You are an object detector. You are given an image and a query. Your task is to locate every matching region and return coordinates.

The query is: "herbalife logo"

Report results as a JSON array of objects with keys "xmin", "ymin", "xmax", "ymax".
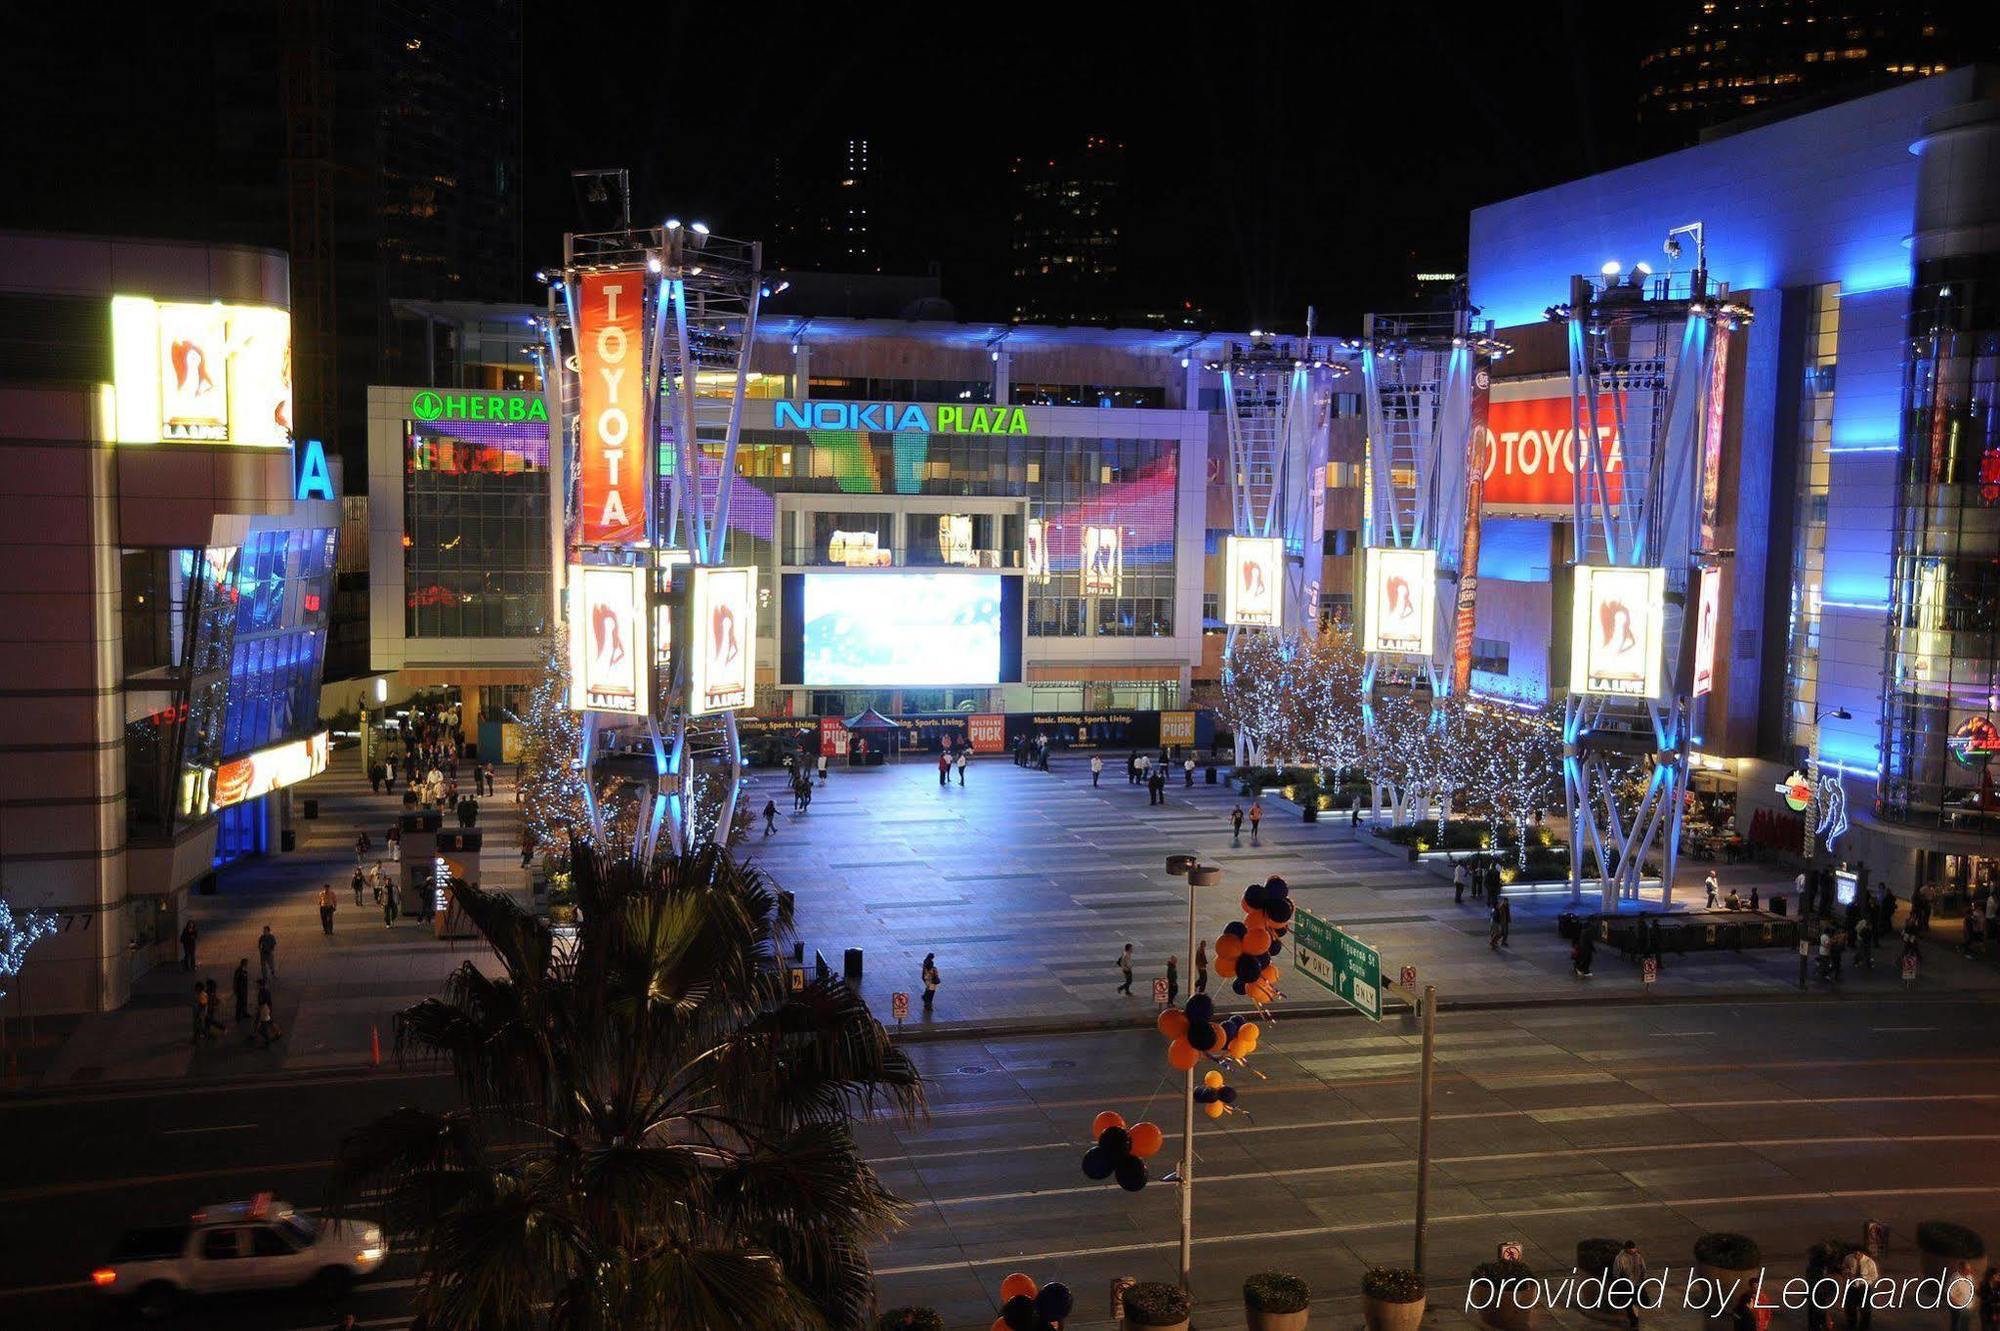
[{"xmin": 410, "ymin": 391, "xmax": 547, "ymax": 423}]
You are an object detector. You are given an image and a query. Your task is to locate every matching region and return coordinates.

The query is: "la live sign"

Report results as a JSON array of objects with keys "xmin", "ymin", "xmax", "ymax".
[{"xmin": 1479, "ymin": 380, "xmax": 1626, "ymax": 512}]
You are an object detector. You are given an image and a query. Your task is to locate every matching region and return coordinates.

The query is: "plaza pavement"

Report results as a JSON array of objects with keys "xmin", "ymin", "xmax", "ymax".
[{"xmin": 15, "ymin": 749, "xmax": 2000, "ymax": 1091}]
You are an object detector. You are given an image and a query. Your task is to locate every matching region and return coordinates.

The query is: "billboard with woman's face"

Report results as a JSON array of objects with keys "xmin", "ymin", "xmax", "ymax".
[
  {"xmin": 1361, "ymin": 546, "xmax": 1436, "ymax": 657},
  {"xmin": 1571, "ymin": 565, "xmax": 1665, "ymax": 698},
  {"xmin": 690, "ymin": 566, "xmax": 757, "ymax": 715}
]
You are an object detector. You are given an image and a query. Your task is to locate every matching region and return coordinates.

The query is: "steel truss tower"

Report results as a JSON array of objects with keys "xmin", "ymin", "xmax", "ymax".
[
  {"xmin": 1357, "ymin": 308, "xmax": 1508, "ymax": 821},
  {"xmin": 543, "ymin": 213, "xmax": 764, "ymax": 862},
  {"xmin": 1559, "ymin": 266, "xmax": 1747, "ymax": 909},
  {"xmin": 1215, "ymin": 335, "xmax": 1343, "ymax": 762}
]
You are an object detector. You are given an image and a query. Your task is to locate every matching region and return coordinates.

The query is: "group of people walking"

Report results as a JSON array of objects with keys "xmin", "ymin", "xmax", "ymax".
[{"xmin": 185, "ymin": 923, "xmax": 282, "ymax": 1049}]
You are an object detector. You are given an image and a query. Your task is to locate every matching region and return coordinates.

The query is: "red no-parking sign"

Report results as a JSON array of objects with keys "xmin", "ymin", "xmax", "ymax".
[{"xmin": 1642, "ymin": 958, "xmax": 1658, "ymax": 985}]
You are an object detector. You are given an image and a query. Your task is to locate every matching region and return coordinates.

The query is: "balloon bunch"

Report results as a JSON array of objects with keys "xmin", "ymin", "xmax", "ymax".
[
  {"xmin": 1157, "ymin": 993, "xmax": 1220, "ymax": 1069},
  {"xmin": 1216, "ymin": 875, "xmax": 1294, "ymax": 1004},
  {"xmin": 1080, "ymin": 1110, "xmax": 1163, "ymax": 1191},
  {"xmin": 1195, "ymin": 1068, "xmax": 1241, "ymax": 1119},
  {"xmin": 993, "ymin": 1272, "xmax": 1074, "ymax": 1331}
]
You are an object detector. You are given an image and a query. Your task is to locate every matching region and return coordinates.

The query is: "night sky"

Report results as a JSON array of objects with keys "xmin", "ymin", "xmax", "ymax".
[{"xmin": 524, "ymin": 3, "xmax": 1665, "ymax": 332}]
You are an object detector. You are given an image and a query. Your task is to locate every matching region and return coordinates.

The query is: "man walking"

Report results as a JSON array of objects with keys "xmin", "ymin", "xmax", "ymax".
[
  {"xmin": 1841, "ymin": 1245, "xmax": 1879, "ymax": 1330},
  {"xmin": 179, "ymin": 919, "xmax": 199, "ymax": 971},
  {"xmin": 253, "ymin": 980, "xmax": 279, "ymax": 1048},
  {"xmin": 1184, "ymin": 755, "xmax": 1196, "ymax": 788},
  {"xmin": 763, "ymin": 798, "xmax": 778, "ymax": 836},
  {"xmin": 1091, "ymin": 754, "xmax": 1103, "ymax": 788},
  {"xmin": 1117, "ymin": 943, "xmax": 1135, "ymax": 995},
  {"xmin": 1613, "ymin": 1241, "xmax": 1649, "ymax": 1329},
  {"xmin": 1166, "ymin": 954, "xmax": 1179, "ymax": 1005},
  {"xmin": 1194, "ymin": 940, "xmax": 1209, "ymax": 993},
  {"xmin": 956, "ymin": 749, "xmax": 967, "ymax": 786},
  {"xmin": 1704, "ymin": 870, "xmax": 1719, "ymax": 908},
  {"xmin": 317, "ymin": 884, "xmax": 337, "ymax": 935},
  {"xmin": 1454, "ymin": 859, "xmax": 1468, "ymax": 904},
  {"xmin": 258, "ymin": 925, "xmax": 277, "ymax": 980},
  {"xmin": 1231, "ymin": 805, "xmax": 1245, "ymax": 841},
  {"xmin": 383, "ymin": 882, "xmax": 399, "ymax": 927},
  {"xmin": 352, "ymin": 868, "xmax": 366, "ymax": 907},
  {"xmin": 938, "ymin": 751, "xmax": 950, "ymax": 787},
  {"xmin": 1248, "ymin": 800, "xmax": 1263, "ymax": 841},
  {"xmin": 1498, "ymin": 893, "xmax": 1513, "ymax": 946}
]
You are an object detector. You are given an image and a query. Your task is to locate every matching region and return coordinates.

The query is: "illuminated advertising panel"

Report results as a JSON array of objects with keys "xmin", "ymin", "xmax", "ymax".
[
  {"xmin": 803, "ymin": 573, "xmax": 999, "ymax": 687},
  {"xmin": 568, "ymin": 564, "xmax": 648, "ymax": 715},
  {"xmin": 1082, "ymin": 525, "xmax": 1122, "ymax": 596},
  {"xmin": 1223, "ymin": 536, "xmax": 1283, "ymax": 628},
  {"xmin": 1570, "ymin": 565, "xmax": 1666, "ymax": 699},
  {"xmin": 111, "ymin": 296, "xmax": 294, "ymax": 446},
  {"xmin": 1691, "ymin": 564, "xmax": 1721, "ymax": 698},
  {"xmin": 689, "ymin": 566, "xmax": 757, "ymax": 715},
  {"xmin": 576, "ymin": 270, "xmax": 648, "ymax": 545},
  {"xmin": 1024, "ymin": 518, "xmax": 1048, "ymax": 582},
  {"xmin": 196, "ymin": 730, "xmax": 331, "ymax": 814},
  {"xmin": 1481, "ymin": 380, "xmax": 1625, "ymax": 512},
  {"xmin": 937, "ymin": 514, "xmax": 974, "ymax": 566},
  {"xmin": 967, "ymin": 713, "xmax": 1007, "ymax": 753},
  {"xmin": 1361, "ymin": 546, "xmax": 1436, "ymax": 657}
]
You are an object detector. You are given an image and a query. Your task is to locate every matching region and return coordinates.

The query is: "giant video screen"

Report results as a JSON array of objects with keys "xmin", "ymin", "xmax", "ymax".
[{"xmin": 802, "ymin": 572, "xmax": 1001, "ymax": 687}]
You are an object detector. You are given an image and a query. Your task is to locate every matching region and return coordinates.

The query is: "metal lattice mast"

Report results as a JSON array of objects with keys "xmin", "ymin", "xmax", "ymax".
[{"xmin": 1559, "ymin": 260, "xmax": 1748, "ymax": 910}]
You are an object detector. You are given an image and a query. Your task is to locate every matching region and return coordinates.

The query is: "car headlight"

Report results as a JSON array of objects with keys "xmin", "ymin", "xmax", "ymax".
[{"xmin": 359, "ymin": 1246, "xmax": 384, "ymax": 1263}]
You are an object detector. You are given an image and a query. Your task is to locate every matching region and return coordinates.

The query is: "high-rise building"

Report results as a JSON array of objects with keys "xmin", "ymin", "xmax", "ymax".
[
  {"xmin": 765, "ymin": 135, "xmax": 878, "ymax": 274},
  {"xmin": 1010, "ymin": 137, "xmax": 1126, "ymax": 324},
  {"xmin": 1638, "ymin": 1, "xmax": 1977, "ymax": 142}
]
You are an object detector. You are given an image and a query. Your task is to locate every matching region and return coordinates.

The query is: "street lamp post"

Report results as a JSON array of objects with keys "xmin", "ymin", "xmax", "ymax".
[
  {"xmin": 1804, "ymin": 707, "xmax": 1853, "ymax": 859},
  {"xmin": 1167, "ymin": 853, "xmax": 1218, "ymax": 1291}
]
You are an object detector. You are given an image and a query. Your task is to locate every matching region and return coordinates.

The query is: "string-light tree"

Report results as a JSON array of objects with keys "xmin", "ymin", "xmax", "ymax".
[
  {"xmin": 1472, "ymin": 703, "xmax": 1563, "ymax": 868},
  {"xmin": 1284, "ymin": 628, "xmax": 1368, "ymax": 798},
  {"xmin": 1217, "ymin": 630, "xmax": 1295, "ymax": 765},
  {"xmin": 1366, "ymin": 688, "xmax": 1426, "ymax": 826},
  {"xmin": 509, "ymin": 626, "xmax": 588, "ymax": 860},
  {"xmin": 0, "ymin": 897, "xmax": 57, "ymax": 1002}
]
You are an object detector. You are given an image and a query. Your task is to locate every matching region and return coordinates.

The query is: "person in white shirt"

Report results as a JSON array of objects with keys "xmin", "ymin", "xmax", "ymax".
[{"xmin": 1090, "ymin": 754, "xmax": 1103, "ymax": 787}]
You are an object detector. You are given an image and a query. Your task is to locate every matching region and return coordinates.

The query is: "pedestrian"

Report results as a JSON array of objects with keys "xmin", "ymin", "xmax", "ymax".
[
  {"xmin": 1949, "ymin": 1262, "xmax": 1979, "ymax": 1331},
  {"xmin": 1705, "ymin": 870, "xmax": 1719, "ymax": 908},
  {"xmin": 519, "ymin": 828, "xmax": 535, "ymax": 869},
  {"xmin": 355, "ymin": 831, "xmax": 371, "ymax": 862},
  {"xmin": 1487, "ymin": 862, "xmax": 1504, "ymax": 901},
  {"xmin": 1573, "ymin": 928, "xmax": 1595, "ymax": 978},
  {"xmin": 1498, "ymin": 893, "xmax": 1512, "ymax": 946},
  {"xmin": 1732, "ymin": 1291, "xmax": 1759, "ymax": 1331},
  {"xmin": 1248, "ymin": 800, "xmax": 1263, "ymax": 841},
  {"xmin": 1127, "ymin": 750, "xmax": 1140, "ymax": 785},
  {"xmin": 202, "ymin": 978, "xmax": 225, "ymax": 1036},
  {"xmin": 1117, "ymin": 943, "xmax": 1134, "ymax": 995},
  {"xmin": 817, "ymin": 753, "xmax": 828, "ymax": 785},
  {"xmin": 1454, "ymin": 859, "xmax": 1468, "ymax": 904},
  {"xmin": 232, "ymin": 958, "xmax": 250, "ymax": 1021},
  {"xmin": 1841, "ymin": 1243, "xmax": 1879, "ymax": 1330},
  {"xmin": 257, "ymin": 925, "xmax": 277, "ymax": 980},
  {"xmin": 1854, "ymin": 912, "xmax": 1874, "ymax": 968},
  {"xmin": 1749, "ymin": 886, "xmax": 1760, "ymax": 912},
  {"xmin": 1350, "ymin": 803, "xmax": 1362, "ymax": 834},
  {"xmin": 1184, "ymin": 755, "xmax": 1195, "ymax": 788},
  {"xmin": 938, "ymin": 752, "xmax": 950, "ymax": 787},
  {"xmin": 1136, "ymin": 752, "xmax": 1151, "ymax": 787},
  {"xmin": 763, "ymin": 798, "xmax": 778, "ymax": 835},
  {"xmin": 1964, "ymin": 908, "xmax": 1984, "ymax": 958},
  {"xmin": 921, "ymin": 953, "xmax": 940, "ymax": 1010},
  {"xmin": 387, "ymin": 822, "xmax": 402, "ymax": 857},
  {"xmin": 956, "ymin": 750, "xmax": 967, "ymax": 786},
  {"xmin": 1091, "ymin": 754, "xmax": 1103, "ymax": 787},
  {"xmin": 1231, "ymin": 805, "xmax": 1244, "ymax": 841},
  {"xmin": 253, "ymin": 980, "xmax": 280, "ymax": 1047},
  {"xmin": 368, "ymin": 763, "xmax": 382, "ymax": 794},
  {"xmin": 383, "ymin": 884, "xmax": 398, "ymax": 927},
  {"xmin": 190, "ymin": 983, "xmax": 210, "ymax": 1045},
  {"xmin": 179, "ymin": 918, "xmax": 198, "ymax": 970},
  {"xmin": 1166, "ymin": 954, "xmax": 1179, "ymax": 1005},
  {"xmin": 352, "ymin": 868, "xmax": 366, "ymax": 907},
  {"xmin": 1794, "ymin": 869, "xmax": 1808, "ymax": 917},
  {"xmin": 1194, "ymin": 939, "xmax": 1209, "ymax": 993},
  {"xmin": 1489, "ymin": 902, "xmax": 1504, "ymax": 951},
  {"xmin": 1977, "ymin": 1268, "xmax": 2000, "ymax": 1331},
  {"xmin": 318, "ymin": 883, "xmax": 337, "ymax": 935},
  {"xmin": 1613, "ymin": 1241, "xmax": 1649, "ymax": 1329}
]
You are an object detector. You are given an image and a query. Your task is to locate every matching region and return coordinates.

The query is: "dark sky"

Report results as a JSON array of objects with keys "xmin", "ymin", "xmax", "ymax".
[{"xmin": 524, "ymin": 2, "xmax": 1663, "ymax": 332}]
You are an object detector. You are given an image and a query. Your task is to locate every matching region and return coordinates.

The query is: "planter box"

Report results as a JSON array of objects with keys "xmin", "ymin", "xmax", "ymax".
[
  {"xmin": 1125, "ymin": 1319, "xmax": 1188, "ymax": 1331},
  {"xmin": 1363, "ymin": 1294, "xmax": 1425, "ymax": 1331},
  {"xmin": 1695, "ymin": 1264, "xmax": 1759, "ymax": 1294},
  {"xmin": 1248, "ymin": 1309, "xmax": 1310, "ymax": 1331},
  {"xmin": 1476, "ymin": 1302, "xmax": 1531, "ymax": 1331}
]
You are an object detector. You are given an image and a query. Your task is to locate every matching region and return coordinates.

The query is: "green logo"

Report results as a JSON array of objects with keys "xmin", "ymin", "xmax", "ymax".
[
  {"xmin": 412, "ymin": 391, "xmax": 444, "ymax": 421},
  {"xmin": 408, "ymin": 391, "xmax": 547, "ymax": 424}
]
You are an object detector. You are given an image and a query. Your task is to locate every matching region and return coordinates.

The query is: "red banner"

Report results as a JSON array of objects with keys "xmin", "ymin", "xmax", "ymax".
[
  {"xmin": 967, "ymin": 714, "xmax": 1007, "ymax": 753},
  {"xmin": 1481, "ymin": 389, "xmax": 1625, "ymax": 509},
  {"xmin": 577, "ymin": 270, "xmax": 647, "ymax": 545},
  {"xmin": 819, "ymin": 715, "xmax": 848, "ymax": 758}
]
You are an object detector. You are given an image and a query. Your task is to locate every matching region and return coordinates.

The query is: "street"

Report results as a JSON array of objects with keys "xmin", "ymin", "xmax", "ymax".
[{"xmin": 6, "ymin": 997, "xmax": 1998, "ymax": 1329}]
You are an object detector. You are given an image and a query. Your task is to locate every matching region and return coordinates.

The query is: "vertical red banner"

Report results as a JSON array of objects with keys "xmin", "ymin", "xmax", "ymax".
[
  {"xmin": 1452, "ymin": 366, "xmax": 1492, "ymax": 695},
  {"xmin": 577, "ymin": 270, "xmax": 647, "ymax": 545}
]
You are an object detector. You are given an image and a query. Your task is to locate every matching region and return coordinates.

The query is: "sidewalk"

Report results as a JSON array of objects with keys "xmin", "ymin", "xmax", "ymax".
[{"xmin": 16, "ymin": 749, "xmax": 1999, "ymax": 1093}]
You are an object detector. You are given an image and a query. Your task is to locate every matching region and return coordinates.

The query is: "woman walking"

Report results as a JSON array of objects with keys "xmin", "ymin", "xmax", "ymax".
[{"xmin": 921, "ymin": 953, "xmax": 941, "ymax": 1011}]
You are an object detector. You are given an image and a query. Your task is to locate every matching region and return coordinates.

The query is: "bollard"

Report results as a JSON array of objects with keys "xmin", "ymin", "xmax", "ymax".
[{"xmin": 370, "ymin": 1025, "xmax": 382, "ymax": 1068}]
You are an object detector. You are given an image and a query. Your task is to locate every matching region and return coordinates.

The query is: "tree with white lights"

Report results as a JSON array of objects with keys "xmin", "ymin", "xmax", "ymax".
[
  {"xmin": 1471, "ymin": 702, "xmax": 1563, "ymax": 867},
  {"xmin": 0, "ymin": 897, "xmax": 58, "ymax": 1017},
  {"xmin": 1216, "ymin": 630, "xmax": 1293, "ymax": 765},
  {"xmin": 1285, "ymin": 628, "xmax": 1368, "ymax": 796},
  {"xmin": 510, "ymin": 626, "xmax": 588, "ymax": 862}
]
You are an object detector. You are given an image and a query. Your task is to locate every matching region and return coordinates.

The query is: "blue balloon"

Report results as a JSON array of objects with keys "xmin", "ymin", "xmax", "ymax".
[
  {"xmin": 1219, "ymin": 1085, "xmax": 1239, "ymax": 1104},
  {"xmin": 1115, "ymin": 1155, "xmax": 1148, "ymax": 1192},
  {"xmin": 1235, "ymin": 954, "xmax": 1262, "ymax": 982},
  {"xmin": 1243, "ymin": 882, "xmax": 1269, "ymax": 911},
  {"xmin": 1098, "ymin": 1125, "xmax": 1132, "ymax": 1157},
  {"xmin": 1265, "ymin": 876, "xmax": 1290, "ymax": 898},
  {"xmin": 1223, "ymin": 921, "xmax": 1248, "ymax": 939},
  {"xmin": 1231, "ymin": 978, "xmax": 1247, "ymax": 994},
  {"xmin": 1184, "ymin": 993, "xmax": 1215, "ymax": 1023},
  {"xmin": 1266, "ymin": 898, "xmax": 1295, "ymax": 924},
  {"xmin": 1268, "ymin": 938, "xmax": 1283, "ymax": 956},
  {"xmin": 1002, "ymin": 1293, "xmax": 1039, "ymax": 1330},
  {"xmin": 1187, "ymin": 1020, "xmax": 1219, "ymax": 1052},
  {"xmin": 1081, "ymin": 1145, "xmax": 1114, "ymax": 1179},
  {"xmin": 1038, "ymin": 1282, "xmax": 1077, "ymax": 1321},
  {"xmin": 1223, "ymin": 1015, "xmax": 1244, "ymax": 1035},
  {"xmin": 1194, "ymin": 1086, "xmax": 1216, "ymax": 1103}
]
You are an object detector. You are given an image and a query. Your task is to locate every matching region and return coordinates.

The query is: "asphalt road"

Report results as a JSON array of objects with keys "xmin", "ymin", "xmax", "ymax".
[{"xmin": 5, "ymin": 997, "xmax": 1999, "ymax": 1330}]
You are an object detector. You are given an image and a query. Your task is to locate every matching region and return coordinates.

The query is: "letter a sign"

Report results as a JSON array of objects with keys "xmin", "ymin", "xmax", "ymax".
[{"xmin": 578, "ymin": 270, "xmax": 648, "ymax": 545}]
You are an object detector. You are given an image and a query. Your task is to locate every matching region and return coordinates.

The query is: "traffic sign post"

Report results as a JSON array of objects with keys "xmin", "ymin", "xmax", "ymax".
[
  {"xmin": 1293, "ymin": 906, "xmax": 1382, "ymax": 1021},
  {"xmin": 1153, "ymin": 977, "xmax": 1170, "ymax": 1006},
  {"xmin": 1642, "ymin": 957, "xmax": 1658, "ymax": 987},
  {"xmin": 890, "ymin": 991, "xmax": 909, "ymax": 1025}
]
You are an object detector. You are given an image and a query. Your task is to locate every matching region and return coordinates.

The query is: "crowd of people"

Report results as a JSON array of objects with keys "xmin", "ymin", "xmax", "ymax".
[{"xmin": 180, "ymin": 919, "xmax": 283, "ymax": 1049}]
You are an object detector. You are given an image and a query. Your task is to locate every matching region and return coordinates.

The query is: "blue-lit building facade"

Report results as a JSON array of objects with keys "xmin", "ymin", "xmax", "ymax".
[
  {"xmin": 0, "ymin": 231, "xmax": 339, "ymax": 1014},
  {"xmin": 1467, "ymin": 66, "xmax": 2000, "ymax": 897}
]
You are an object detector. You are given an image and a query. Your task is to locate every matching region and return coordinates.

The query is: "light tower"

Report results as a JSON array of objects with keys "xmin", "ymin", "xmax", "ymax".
[
  {"xmin": 1557, "ymin": 237, "xmax": 1748, "ymax": 909},
  {"xmin": 1356, "ymin": 306, "xmax": 1509, "ymax": 821},
  {"xmin": 1214, "ymin": 331, "xmax": 1344, "ymax": 763},
  {"xmin": 540, "ymin": 175, "xmax": 766, "ymax": 861}
]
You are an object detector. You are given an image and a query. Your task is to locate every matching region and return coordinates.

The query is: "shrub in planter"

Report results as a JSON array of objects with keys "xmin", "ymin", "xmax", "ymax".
[
  {"xmin": 1917, "ymin": 1222, "xmax": 1988, "ymax": 1262},
  {"xmin": 1576, "ymin": 1238, "xmax": 1621, "ymax": 1279},
  {"xmin": 1361, "ymin": 1266, "xmax": 1425, "ymax": 1331},
  {"xmin": 1694, "ymin": 1232, "xmax": 1763, "ymax": 1281},
  {"xmin": 1125, "ymin": 1280, "xmax": 1192, "ymax": 1329},
  {"xmin": 1245, "ymin": 1271, "xmax": 1311, "ymax": 1329},
  {"xmin": 1470, "ymin": 1258, "xmax": 1536, "ymax": 1331},
  {"xmin": 875, "ymin": 1310, "xmax": 945, "ymax": 1331}
]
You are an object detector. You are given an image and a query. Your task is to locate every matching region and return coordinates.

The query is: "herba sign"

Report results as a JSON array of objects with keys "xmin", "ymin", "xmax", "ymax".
[
  {"xmin": 410, "ymin": 391, "xmax": 548, "ymax": 423},
  {"xmin": 773, "ymin": 400, "xmax": 1031, "ymax": 435}
]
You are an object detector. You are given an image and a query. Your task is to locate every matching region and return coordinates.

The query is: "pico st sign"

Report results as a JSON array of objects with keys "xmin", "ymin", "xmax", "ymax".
[{"xmin": 1291, "ymin": 906, "xmax": 1382, "ymax": 1021}]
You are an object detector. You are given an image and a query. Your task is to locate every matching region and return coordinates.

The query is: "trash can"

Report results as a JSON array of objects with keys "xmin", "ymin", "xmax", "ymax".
[
  {"xmin": 198, "ymin": 872, "xmax": 218, "ymax": 896},
  {"xmin": 843, "ymin": 947, "xmax": 864, "ymax": 982},
  {"xmin": 1205, "ymin": 766, "xmax": 1217, "ymax": 785},
  {"xmin": 280, "ymin": 828, "xmax": 297, "ymax": 852},
  {"xmin": 1770, "ymin": 895, "xmax": 1787, "ymax": 916},
  {"xmin": 301, "ymin": 798, "xmax": 319, "ymax": 820},
  {"xmin": 1302, "ymin": 801, "xmax": 1318, "ymax": 823}
]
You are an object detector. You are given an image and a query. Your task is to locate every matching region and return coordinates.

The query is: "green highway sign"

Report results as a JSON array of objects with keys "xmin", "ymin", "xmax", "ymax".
[{"xmin": 1293, "ymin": 905, "xmax": 1382, "ymax": 1022}]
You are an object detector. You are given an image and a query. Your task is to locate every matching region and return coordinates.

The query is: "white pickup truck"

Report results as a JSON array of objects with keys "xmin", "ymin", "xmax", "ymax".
[{"xmin": 92, "ymin": 1197, "xmax": 385, "ymax": 1319}]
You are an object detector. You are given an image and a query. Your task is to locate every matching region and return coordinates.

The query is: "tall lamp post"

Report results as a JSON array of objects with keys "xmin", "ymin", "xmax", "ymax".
[
  {"xmin": 1165, "ymin": 853, "xmax": 1218, "ymax": 1289},
  {"xmin": 1804, "ymin": 706, "xmax": 1853, "ymax": 859}
]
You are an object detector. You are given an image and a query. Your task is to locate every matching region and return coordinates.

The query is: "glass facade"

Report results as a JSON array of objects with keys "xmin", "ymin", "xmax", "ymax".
[
  {"xmin": 405, "ymin": 419, "xmax": 551, "ymax": 637},
  {"xmin": 221, "ymin": 527, "xmax": 337, "ymax": 756},
  {"xmin": 1880, "ymin": 253, "xmax": 2000, "ymax": 830},
  {"xmin": 1782, "ymin": 282, "xmax": 1842, "ymax": 750}
]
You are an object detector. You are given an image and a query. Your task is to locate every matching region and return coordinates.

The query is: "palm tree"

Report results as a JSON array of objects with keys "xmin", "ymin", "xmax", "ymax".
[{"xmin": 332, "ymin": 844, "xmax": 922, "ymax": 1331}]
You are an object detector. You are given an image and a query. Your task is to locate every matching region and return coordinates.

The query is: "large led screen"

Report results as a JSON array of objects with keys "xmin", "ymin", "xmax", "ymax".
[{"xmin": 803, "ymin": 573, "xmax": 1000, "ymax": 687}]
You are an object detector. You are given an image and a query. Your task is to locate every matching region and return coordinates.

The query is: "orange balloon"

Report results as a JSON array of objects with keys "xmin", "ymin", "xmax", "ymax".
[
  {"xmin": 1000, "ymin": 1273, "xmax": 1038, "ymax": 1302},
  {"xmin": 1167, "ymin": 1038, "xmax": 1197, "ymax": 1070},
  {"xmin": 1261, "ymin": 964, "xmax": 1280, "ymax": 984},
  {"xmin": 1204, "ymin": 1099, "xmax": 1226, "ymax": 1119},
  {"xmin": 1129, "ymin": 1122, "xmax": 1164, "ymax": 1158},
  {"xmin": 1243, "ymin": 909, "xmax": 1271, "ymax": 932},
  {"xmin": 1226, "ymin": 1038, "xmax": 1248, "ymax": 1060},
  {"xmin": 1092, "ymin": 1110, "xmax": 1127, "ymax": 1137},
  {"xmin": 1238, "ymin": 1022, "xmax": 1260, "ymax": 1042},
  {"xmin": 1214, "ymin": 935, "xmax": 1242, "ymax": 962},
  {"xmin": 1157, "ymin": 1008, "xmax": 1188, "ymax": 1039},
  {"xmin": 1203, "ymin": 1069, "xmax": 1225, "ymax": 1088},
  {"xmin": 1243, "ymin": 927, "xmax": 1272, "ymax": 955},
  {"xmin": 992, "ymin": 1320, "xmax": 1008, "ymax": 1331}
]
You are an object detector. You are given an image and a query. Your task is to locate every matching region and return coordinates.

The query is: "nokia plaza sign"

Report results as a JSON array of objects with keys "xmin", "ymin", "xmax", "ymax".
[{"xmin": 773, "ymin": 400, "xmax": 1032, "ymax": 436}]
